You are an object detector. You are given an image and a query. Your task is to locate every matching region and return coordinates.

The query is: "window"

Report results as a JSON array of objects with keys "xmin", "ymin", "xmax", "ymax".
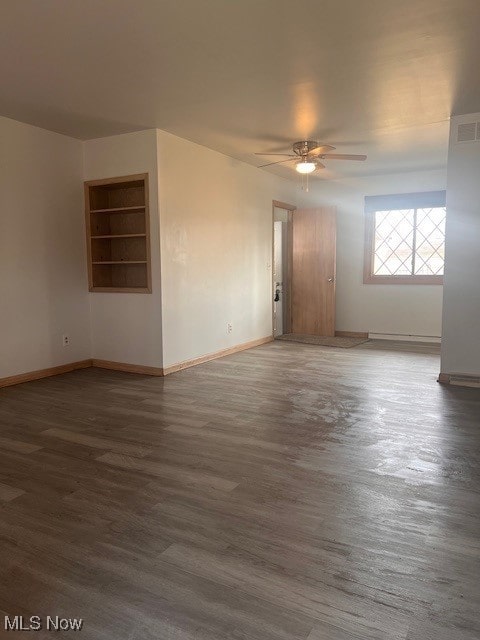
[{"xmin": 364, "ymin": 191, "xmax": 446, "ymax": 284}]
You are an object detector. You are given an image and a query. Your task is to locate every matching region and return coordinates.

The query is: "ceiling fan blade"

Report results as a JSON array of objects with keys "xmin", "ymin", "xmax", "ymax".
[
  {"xmin": 315, "ymin": 161, "xmax": 325, "ymax": 169},
  {"xmin": 306, "ymin": 144, "xmax": 336, "ymax": 157},
  {"xmin": 255, "ymin": 153, "xmax": 296, "ymax": 157},
  {"xmin": 258, "ymin": 159, "xmax": 295, "ymax": 168},
  {"xmin": 322, "ymin": 153, "xmax": 367, "ymax": 161}
]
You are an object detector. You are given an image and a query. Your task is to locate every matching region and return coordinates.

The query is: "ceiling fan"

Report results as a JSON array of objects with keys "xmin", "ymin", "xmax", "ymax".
[{"xmin": 255, "ymin": 140, "xmax": 367, "ymax": 174}]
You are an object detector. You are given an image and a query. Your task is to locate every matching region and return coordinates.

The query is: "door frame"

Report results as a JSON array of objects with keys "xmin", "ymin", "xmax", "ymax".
[{"xmin": 272, "ymin": 200, "xmax": 296, "ymax": 335}]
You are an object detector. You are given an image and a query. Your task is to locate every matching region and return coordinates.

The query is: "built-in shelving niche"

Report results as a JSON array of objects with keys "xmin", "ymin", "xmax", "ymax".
[{"xmin": 84, "ymin": 174, "xmax": 151, "ymax": 293}]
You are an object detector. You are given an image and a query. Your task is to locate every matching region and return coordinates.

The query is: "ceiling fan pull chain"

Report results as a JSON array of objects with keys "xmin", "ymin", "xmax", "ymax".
[{"xmin": 300, "ymin": 172, "xmax": 309, "ymax": 192}]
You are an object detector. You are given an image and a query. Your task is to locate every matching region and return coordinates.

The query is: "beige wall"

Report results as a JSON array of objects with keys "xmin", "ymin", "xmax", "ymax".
[
  {"xmin": 156, "ymin": 130, "xmax": 305, "ymax": 368},
  {"xmin": 441, "ymin": 114, "xmax": 480, "ymax": 376},
  {"xmin": 307, "ymin": 169, "xmax": 446, "ymax": 338},
  {"xmin": 0, "ymin": 116, "xmax": 90, "ymax": 377},
  {"xmin": 83, "ymin": 130, "xmax": 163, "ymax": 368}
]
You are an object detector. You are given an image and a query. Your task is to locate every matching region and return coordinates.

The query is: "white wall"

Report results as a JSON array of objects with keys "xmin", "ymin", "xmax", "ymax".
[
  {"xmin": 156, "ymin": 130, "xmax": 305, "ymax": 368},
  {"xmin": 0, "ymin": 116, "xmax": 452, "ymax": 379},
  {"xmin": 0, "ymin": 116, "xmax": 90, "ymax": 377},
  {"xmin": 83, "ymin": 130, "xmax": 163, "ymax": 368},
  {"xmin": 307, "ymin": 169, "xmax": 447, "ymax": 337},
  {"xmin": 81, "ymin": 127, "xmax": 312, "ymax": 372},
  {"xmin": 441, "ymin": 114, "xmax": 480, "ymax": 376}
]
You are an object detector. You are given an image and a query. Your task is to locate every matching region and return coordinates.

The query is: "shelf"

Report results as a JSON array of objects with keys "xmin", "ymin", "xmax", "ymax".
[
  {"xmin": 85, "ymin": 174, "xmax": 151, "ymax": 292},
  {"xmin": 92, "ymin": 261, "xmax": 147, "ymax": 265},
  {"xmin": 91, "ymin": 234, "xmax": 147, "ymax": 239},
  {"xmin": 90, "ymin": 205, "xmax": 146, "ymax": 214},
  {"xmin": 90, "ymin": 287, "xmax": 151, "ymax": 294}
]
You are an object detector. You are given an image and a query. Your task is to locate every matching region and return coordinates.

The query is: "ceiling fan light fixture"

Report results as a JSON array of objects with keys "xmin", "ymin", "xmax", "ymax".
[{"xmin": 296, "ymin": 160, "xmax": 316, "ymax": 174}]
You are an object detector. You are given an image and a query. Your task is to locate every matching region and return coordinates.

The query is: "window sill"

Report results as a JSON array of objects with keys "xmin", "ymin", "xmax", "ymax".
[{"xmin": 363, "ymin": 275, "xmax": 444, "ymax": 285}]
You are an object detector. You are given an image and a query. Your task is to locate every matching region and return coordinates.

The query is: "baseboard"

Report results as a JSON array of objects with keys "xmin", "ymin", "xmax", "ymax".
[
  {"xmin": 0, "ymin": 360, "xmax": 92, "ymax": 389},
  {"xmin": 91, "ymin": 359, "xmax": 164, "ymax": 376},
  {"xmin": 0, "ymin": 337, "xmax": 274, "ymax": 388},
  {"xmin": 335, "ymin": 331, "xmax": 369, "ymax": 339},
  {"xmin": 368, "ymin": 333, "xmax": 441, "ymax": 344},
  {"xmin": 163, "ymin": 335, "xmax": 274, "ymax": 375},
  {"xmin": 438, "ymin": 372, "xmax": 480, "ymax": 388}
]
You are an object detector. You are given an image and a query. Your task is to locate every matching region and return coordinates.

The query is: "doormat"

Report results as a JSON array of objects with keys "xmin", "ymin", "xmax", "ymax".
[{"xmin": 276, "ymin": 334, "xmax": 369, "ymax": 348}]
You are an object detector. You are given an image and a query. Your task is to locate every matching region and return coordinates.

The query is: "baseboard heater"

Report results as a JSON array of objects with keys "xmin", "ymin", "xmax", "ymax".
[{"xmin": 368, "ymin": 333, "xmax": 441, "ymax": 344}]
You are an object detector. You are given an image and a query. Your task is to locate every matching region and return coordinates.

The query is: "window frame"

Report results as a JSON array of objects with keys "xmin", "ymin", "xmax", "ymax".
[{"xmin": 363, "ymin": 192, "xmax": 446, "ymax": 285}]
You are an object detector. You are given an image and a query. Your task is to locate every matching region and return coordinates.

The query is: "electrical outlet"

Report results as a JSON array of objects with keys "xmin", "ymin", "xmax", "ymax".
[
  {"xmin": 227, "ymin": 323, "xmax": 233, "ymax": 334},
  {"xmin": 62, "ymin": 335, "xmax": 70, "ymax": 347}
]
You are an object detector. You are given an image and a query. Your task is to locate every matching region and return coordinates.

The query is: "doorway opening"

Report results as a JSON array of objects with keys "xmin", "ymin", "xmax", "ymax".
[{"xmin": 272, "ymin": 200, "xmax": 295, "ymax": 337}]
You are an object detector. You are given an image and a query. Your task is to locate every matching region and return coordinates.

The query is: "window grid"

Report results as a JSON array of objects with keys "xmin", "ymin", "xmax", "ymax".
[
  {"xmin": 372, "ymin": 206, "xmax": 446, "ymax": 278},
  {"xmin": 412, "ymin": 208, "xmax": 418, "ymax": 276}
]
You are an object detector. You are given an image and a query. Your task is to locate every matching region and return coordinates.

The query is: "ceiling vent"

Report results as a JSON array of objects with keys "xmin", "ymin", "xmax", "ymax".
[{"xmin": 456, "ymin": 121, "xmax": 480, "ymax": 143}]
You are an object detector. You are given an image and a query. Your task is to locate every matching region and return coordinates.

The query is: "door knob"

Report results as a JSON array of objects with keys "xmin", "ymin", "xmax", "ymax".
[{"xmin": 327, "ymin": 277, "xmax": 334, "ymax": 283}]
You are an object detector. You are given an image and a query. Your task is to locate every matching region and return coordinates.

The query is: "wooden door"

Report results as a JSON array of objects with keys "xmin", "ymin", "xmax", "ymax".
[{"xmin": 292, "ymin": 207, "xmax": 336, "ymax": 336}]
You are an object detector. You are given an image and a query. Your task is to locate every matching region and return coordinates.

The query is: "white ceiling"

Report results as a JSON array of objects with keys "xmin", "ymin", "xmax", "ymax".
[{"xmin": 2, "ymin": 0, "xmax": 480, "ymax": 180}]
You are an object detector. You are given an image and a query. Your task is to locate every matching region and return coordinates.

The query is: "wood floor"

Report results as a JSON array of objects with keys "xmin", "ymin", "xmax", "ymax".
[{"xmin": 0, "ymin": 340, "xmax": 479, "ymax": 639}]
